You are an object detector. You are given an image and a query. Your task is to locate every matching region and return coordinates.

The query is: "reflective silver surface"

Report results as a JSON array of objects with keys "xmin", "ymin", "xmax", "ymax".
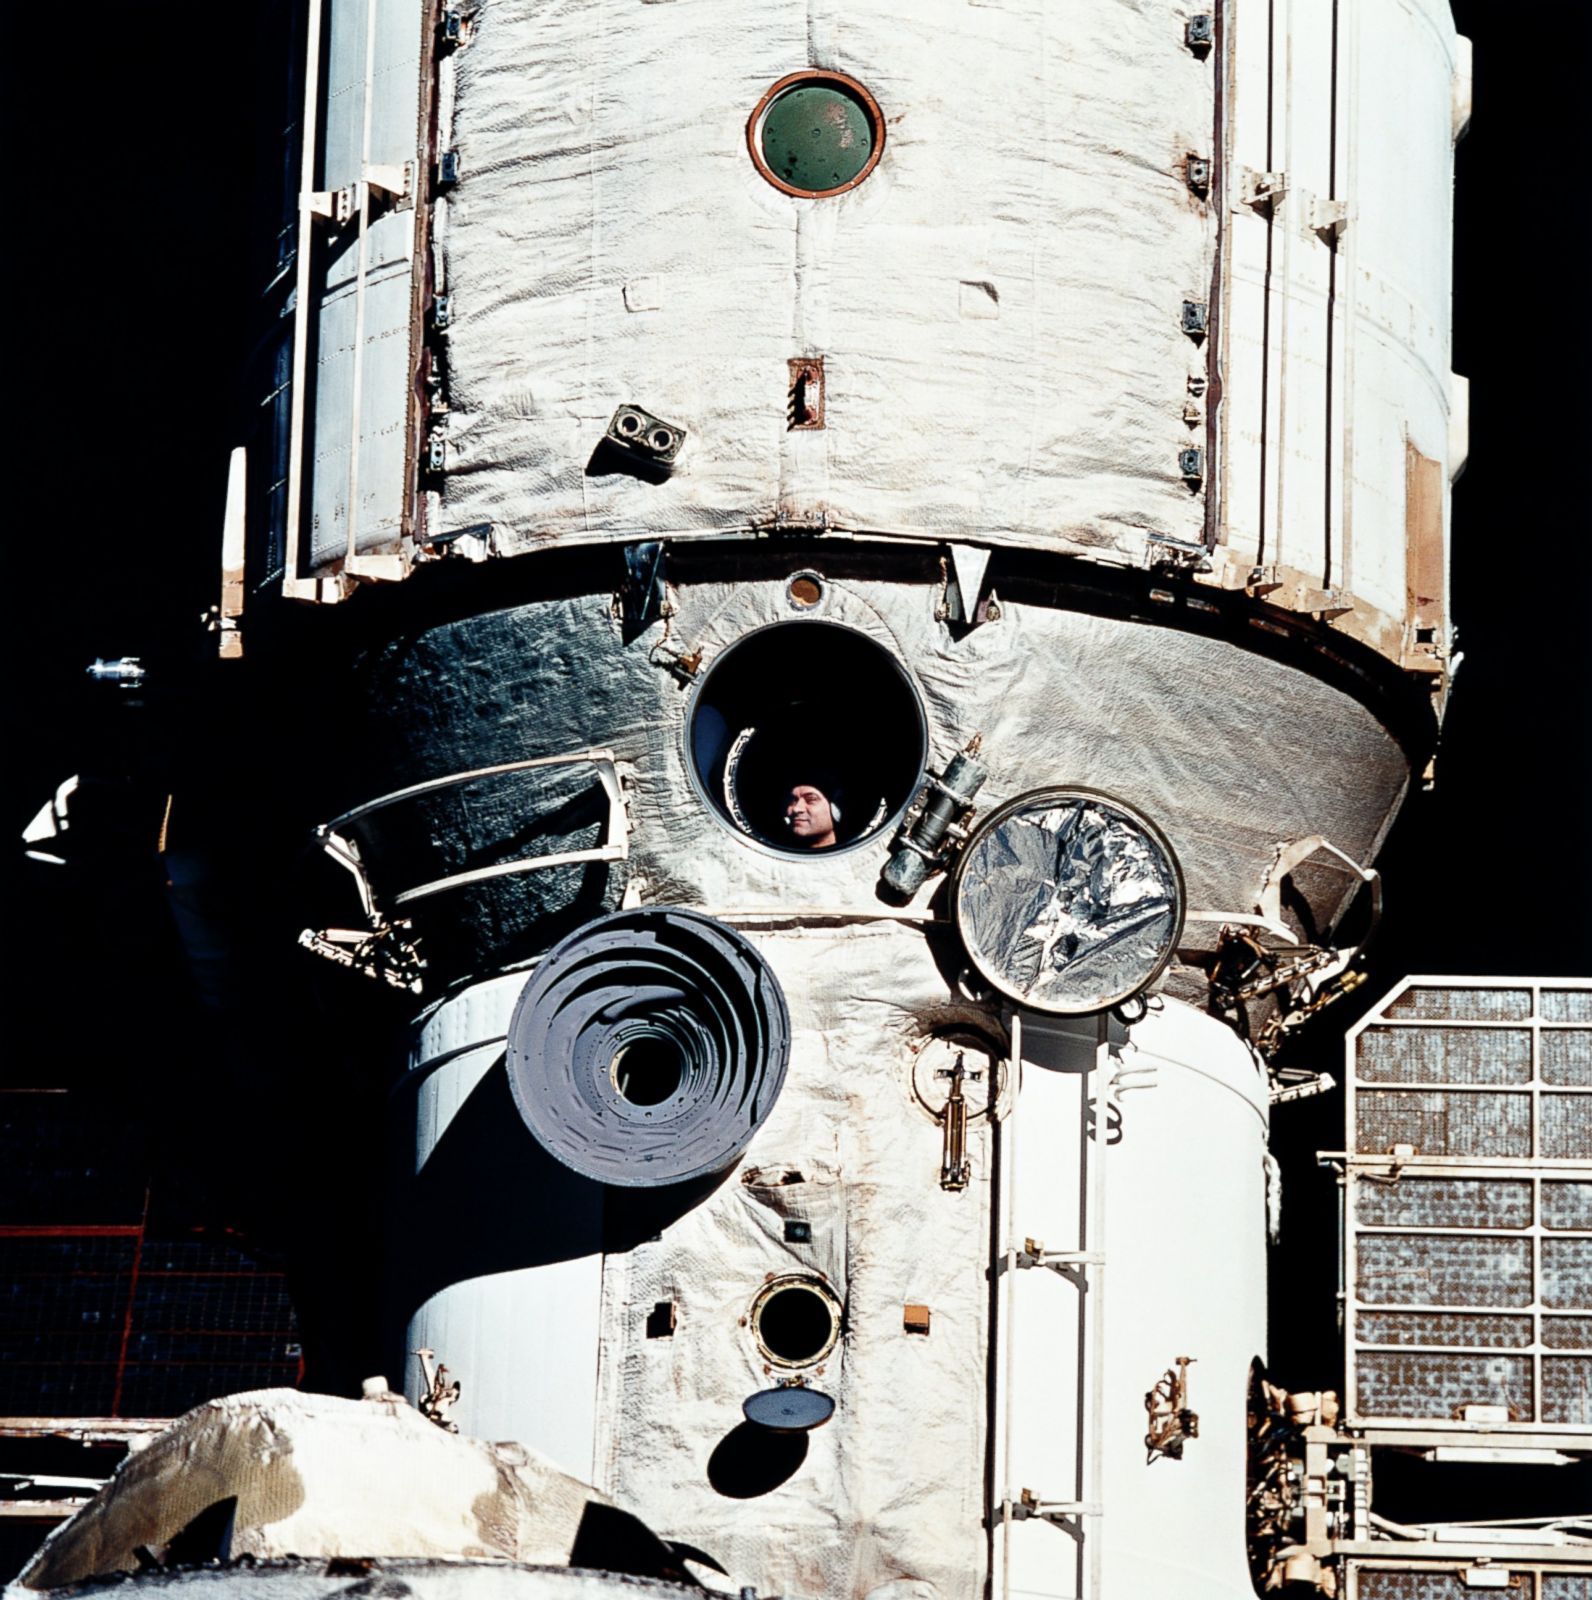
[{"xmin": 953, "ymin": 788, "xmax": 1183, "ymax": 1014}]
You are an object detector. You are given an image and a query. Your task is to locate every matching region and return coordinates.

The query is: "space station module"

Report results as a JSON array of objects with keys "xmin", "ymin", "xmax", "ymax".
[{"xmin": 20, "ymin": 4, "xmax": 1588, "ymax": 1600}]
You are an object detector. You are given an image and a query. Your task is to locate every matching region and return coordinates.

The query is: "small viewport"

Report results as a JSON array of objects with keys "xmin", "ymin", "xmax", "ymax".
[{"xmin": 688, "ymin": 620, "xmax": 927, "ymax": 856}]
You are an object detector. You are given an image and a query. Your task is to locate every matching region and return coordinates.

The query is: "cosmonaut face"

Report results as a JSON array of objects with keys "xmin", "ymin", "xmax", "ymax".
[{"xmin": 783, "ymin": 783, "xmax": 837, "ymax": 847}]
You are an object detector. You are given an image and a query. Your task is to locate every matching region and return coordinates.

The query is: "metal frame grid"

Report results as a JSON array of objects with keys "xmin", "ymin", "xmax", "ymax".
[
  {"xmin": 0, "ymin": 1222, "xmax": 303, "ymax": 1420},
  {"xmin": 1342, "ymin": 977, "xmax": 1591, "ymax": 1436},
  {"xmin": 1346, "ymin": 1559, "xmax": 1592, "ymax": 1600}
]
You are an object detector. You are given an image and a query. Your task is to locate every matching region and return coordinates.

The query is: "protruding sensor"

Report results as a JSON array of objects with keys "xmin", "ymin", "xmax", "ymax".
[
  {"xmin": 506, "ymin": 908, "xmax": 790, "ymax": 1186},
  {"xmin": 952, "ymin": 788, "xmax": 1185, "ymax": 1014},
  {"xmin": 881, "ymin": 737, "xmax": 989, "ymax": 899}
]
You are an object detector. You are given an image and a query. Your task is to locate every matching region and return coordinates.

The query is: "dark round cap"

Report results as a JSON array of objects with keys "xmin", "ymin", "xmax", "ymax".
[{"xmin": 742, "ymin": 1386, "xmax": 836, "ymax": 1433}]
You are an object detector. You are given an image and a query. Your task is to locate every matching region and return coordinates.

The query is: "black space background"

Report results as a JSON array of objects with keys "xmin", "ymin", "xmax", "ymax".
[{"xmin": 2, "ymin": 0, "xmax": 1589, "ymax": 1569}]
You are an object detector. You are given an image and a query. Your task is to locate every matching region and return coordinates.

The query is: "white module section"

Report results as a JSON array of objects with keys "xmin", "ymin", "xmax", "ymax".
[
  {"xmin": 399, "ymin": 936, "xmax": 1270, "ymax": 1600},
  {"xmin": 432, "ymin": 0, "xmax": 1216, "ymax": 561},
  {"xmin": 402, "ymin": 968, "xmax": 605, "ymax": 1481},
  {"xmin": 285, "ymin": 0, "xmax": 425, "ymax": 589},
  {"xmin": 995, "ymin": 1001, "xmax": 1269, "ymax": 1600},
  {"xmin": 1220, "ymin": 0, "xmax": 1464, "ymax": 665}
]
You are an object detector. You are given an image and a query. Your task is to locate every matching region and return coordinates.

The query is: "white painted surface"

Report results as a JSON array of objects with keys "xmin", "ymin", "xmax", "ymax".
[
  {"xmin": 1222, "ymin": 0, "xmax": 1462, "ymax": 634},
  {"xmin": 404, "ymin": 972, "xmax": 605, "ymax": 1479},
  {"xmin": 995, "ymin": 1001, "xmax": 1269, "ymax": 1599}
]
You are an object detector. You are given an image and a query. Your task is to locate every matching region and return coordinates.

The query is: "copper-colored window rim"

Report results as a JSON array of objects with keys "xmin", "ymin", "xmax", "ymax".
[{"xmin": 747, "ymin": 70, "xmax": 885, "ymax": 199}]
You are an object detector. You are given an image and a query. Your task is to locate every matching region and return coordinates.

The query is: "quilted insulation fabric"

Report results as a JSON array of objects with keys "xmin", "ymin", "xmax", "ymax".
[
  {"xmin": 19, "ymin": 1390, "xmax": 610, "ymax": 1588},
  {"xmin": 590, "ymin": 924, "xmax": 996, "ymax": 1600},
  {"xmin": 434, "ymin": 0, "xmax": 1216, "ymax": 558},
  {"xmin": 350, "ymin": 576, "xmax": 1410, "ymax": 983}
]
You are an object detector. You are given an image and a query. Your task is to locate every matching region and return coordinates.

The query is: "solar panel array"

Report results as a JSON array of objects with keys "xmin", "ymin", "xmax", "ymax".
[
  {"xmin": 1345, "ymin": 981, "xmax": 1591, "ymax": 1432},
  {"xmin": 1348, "ymin": 1565, "xmax": 1592, "ymax": 1600}
]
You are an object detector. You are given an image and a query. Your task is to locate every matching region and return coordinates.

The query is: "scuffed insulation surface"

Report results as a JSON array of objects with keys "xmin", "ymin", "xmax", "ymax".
[
  {"xmin": 19, "ymin": 1390, "xmax": 612, "ymax": 1589},
  {"xmin": 589, "ymin": 924, "xmax": 996, "ymax": 1600},
  {"xmin": 343, "ymin": 576, "xmax": 1409, "ymax": 988},
  {"xmin": 433, "ymin": 1, "xmax": 1215, "ymax": 560}
]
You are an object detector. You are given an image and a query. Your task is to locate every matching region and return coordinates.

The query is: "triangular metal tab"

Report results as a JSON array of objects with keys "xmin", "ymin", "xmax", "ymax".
[
  {"xmin": 948, "ymin": 543, "xmax": 991, "ymax": 624},
  {"xmin": 621, "ymin": 541, "xmax": 666, "ymax": 641}
]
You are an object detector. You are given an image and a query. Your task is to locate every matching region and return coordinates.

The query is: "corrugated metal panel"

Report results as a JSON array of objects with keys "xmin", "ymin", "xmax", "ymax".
[
  {"xmin": 308, "ymin": 0, "xmax": 424, "ymax": 570},
  {"xmin": 280, "ymin": 0, "xmax": 428, "ymax": 592},
  {"xmin": 1344, "ymin": 979, "xmax": 1592, "ymax": 1432}
]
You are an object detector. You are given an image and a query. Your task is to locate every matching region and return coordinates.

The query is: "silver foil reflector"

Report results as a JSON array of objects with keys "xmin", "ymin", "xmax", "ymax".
[{"xmin": 952, "ymin": 787, "xmax": 1184, "ymax": 1014}]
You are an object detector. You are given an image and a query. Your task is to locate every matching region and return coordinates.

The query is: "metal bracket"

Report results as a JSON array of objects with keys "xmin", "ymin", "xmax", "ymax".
[
  {"xmin": 302, "ymin": 164, "xmax": 412, "ymax": 228},
  {"xmin": 1241, "ymin": 168, "xmax": 1288, "ymax": 212},
  {"xmin": 414, "ymin": 1348, "xmax": 461, "ymax": 1433},
  {"xmin": 1309, "ymin": 196, "xmax": 1350, "ymax": 243},
  {"xmin": 1260, "ymin": 836, "xmax": 1381, "ymax": 962},
  {"xmin": 310, "ymin": 750, "xmax": 630, "ymax": 935},
  {"xmin": 1009, "ymin": 1488, "xmax": 1101, "ymax": 1528},
  {"xmin": 1144, "ymin": 1355, "xmax": 1199, "ymax": 1463},
  {"xmin": 1269, "ymin": 1067, "xmax": 1337, "ymax": 1105},
  {"xmin": 935, "ymin": 1053, "xmax": 982, "ymax": 1191},
  {"xmin": 1014, "ymin": 1238, "xmax": 1104, "ymax": 1273},
  {"xmin": 298, "ymin": 922, "xmax": 425, "ymax": 993},
  {"xmin": 417, "ymin": 523, "xmax": 496, "ymax": 563},
  {"xmin": 940, "ymin": 542, "xmax": 993, "ymax": 625}
]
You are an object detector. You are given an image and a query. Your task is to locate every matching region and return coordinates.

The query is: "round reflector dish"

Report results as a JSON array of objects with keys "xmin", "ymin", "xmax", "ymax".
[{"xmin": 952, "ymin": 787, "xmax": 1185, "ymax": 1015}]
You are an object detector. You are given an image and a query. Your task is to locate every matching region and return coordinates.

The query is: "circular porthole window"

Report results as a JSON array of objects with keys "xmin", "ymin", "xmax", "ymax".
[
  {"xmin": 687, "ymin": 620, "xmax": 927, "ymax": 857},
  {"xmin": 748, "ymin": 71, "xmax": 885, "ymax": 198},
  {"xmin": 751, "ymin": 1275, "xmax": 842, "ymax": 1368}
]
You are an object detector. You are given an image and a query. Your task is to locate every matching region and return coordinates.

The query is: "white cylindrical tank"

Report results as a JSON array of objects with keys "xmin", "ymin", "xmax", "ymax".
[
  {"xmin": 402, "ymin": 938, "xmax": 1268, "ymax": 1600},
  {"xmin": 257, "ymin": 0, "xmax": 1466, "ymax": 711},
  {"xmin": 401, "ymin": 969, "xmax": 605, "ymax": 1479},
  {"xmin": 995, "ymin": 1002, "xmax": 1269, "ymax": 1600},
  {"xmin": 222, "ymin": 0, "xmax": 1467, "ymax": 1595}
]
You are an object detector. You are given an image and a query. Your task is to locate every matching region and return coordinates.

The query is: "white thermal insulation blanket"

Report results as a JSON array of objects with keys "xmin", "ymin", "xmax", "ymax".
[
  {"xmin": 18, "ymin": 1390, "xmax": 610, "ymax": 1590},
  {"xmin": 590, "ymin": 923, "xmax": 996, "ymax": 1600},
  {"xmin": 435, "ymin": 0, "xmax": 1216, "ymax": 561}
]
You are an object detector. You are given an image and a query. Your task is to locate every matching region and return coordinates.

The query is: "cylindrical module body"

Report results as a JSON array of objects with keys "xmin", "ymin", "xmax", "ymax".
[{"xmin": 223, "ymin": 0, "xmax": 1468, "ymax": 1595}]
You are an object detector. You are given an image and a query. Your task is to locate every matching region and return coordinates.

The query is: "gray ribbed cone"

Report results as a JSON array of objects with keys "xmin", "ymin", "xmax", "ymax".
[{"xmin": 506, "ymin": 908, "xmax": 791, "ymax": 1187}]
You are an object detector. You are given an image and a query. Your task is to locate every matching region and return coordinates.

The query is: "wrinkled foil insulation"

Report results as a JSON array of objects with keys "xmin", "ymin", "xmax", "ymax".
[{"xmin": 954, "ymin": 790, "xmax": 1182, "ymax": 1013}]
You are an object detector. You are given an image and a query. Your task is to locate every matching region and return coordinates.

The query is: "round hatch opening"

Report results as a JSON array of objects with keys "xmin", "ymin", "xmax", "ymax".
[
  {"xmin": 686, "ymin": 619, "xmax": 927, "ymax": 857},
  {"xmin": 748, "ymin": 71, "xmax": 885, "ymax": 198},
  {"xmin": 610, "ymin": 1035, "xmax": 686, "ymax": 1107},
  {"xmin": 752, "ymin": 1276, "xmax": 842, "ymax": 1367}
]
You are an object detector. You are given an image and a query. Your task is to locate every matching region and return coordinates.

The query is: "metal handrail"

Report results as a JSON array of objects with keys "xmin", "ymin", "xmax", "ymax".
[{"xmin": 315, "ymin": 750, "xmax": 628, "ymax": 922}]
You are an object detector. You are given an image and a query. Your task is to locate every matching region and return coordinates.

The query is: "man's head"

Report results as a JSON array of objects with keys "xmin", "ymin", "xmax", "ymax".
[{"xmin": 783, "ymin": 778, "xmax": 841, "ymax": 849}]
